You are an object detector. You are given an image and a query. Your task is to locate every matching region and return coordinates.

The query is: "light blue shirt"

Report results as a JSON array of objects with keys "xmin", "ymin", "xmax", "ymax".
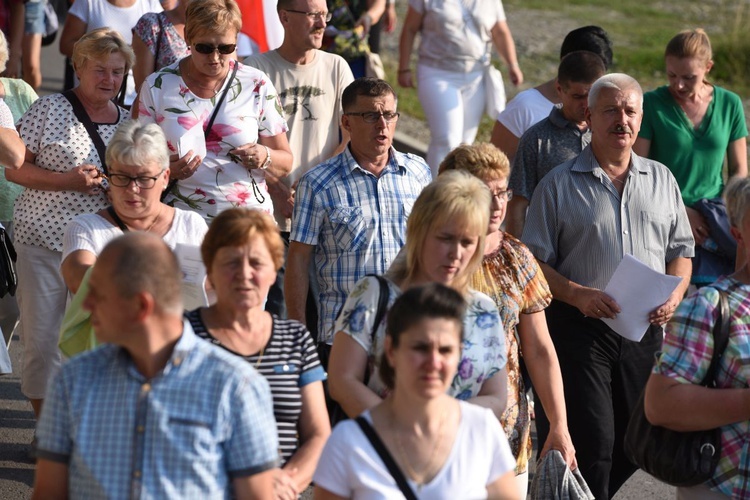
[
  {"xmin": 291, "ymin": 146, "xmax": 431, "ymax": 343},
  {"xmin": 36, "ymin": 321, "xmax": 279, "ymax": 500}
]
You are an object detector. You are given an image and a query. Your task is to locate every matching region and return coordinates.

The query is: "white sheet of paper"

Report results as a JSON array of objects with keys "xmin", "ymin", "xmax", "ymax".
[
  {"xmin": 177, "ymin": 125, "xmax": 207, "ymax": 164},
  {"xmin": 601, "ymin": 254, "xmax": 683, "ymax": 341},
  {"xmin": 174, "ymin": 243, "xmax": 209, "ymax": 311}
]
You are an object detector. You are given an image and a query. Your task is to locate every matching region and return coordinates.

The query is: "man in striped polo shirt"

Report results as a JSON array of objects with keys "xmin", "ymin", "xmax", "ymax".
[{"xmin": 522, "ymin": 73, "xmax": 694, "ymax": 500}]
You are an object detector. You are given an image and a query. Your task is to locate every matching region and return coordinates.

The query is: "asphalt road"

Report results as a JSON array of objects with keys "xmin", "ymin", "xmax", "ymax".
[{"xmin": 0, "ymin": 38, "xmax": 676, "ymax": 500}]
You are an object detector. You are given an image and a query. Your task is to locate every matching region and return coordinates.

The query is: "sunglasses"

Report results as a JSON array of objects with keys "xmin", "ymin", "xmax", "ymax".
[{"xmin": 193, "ymin": 43, "xmax": 237, "ymax": 55}]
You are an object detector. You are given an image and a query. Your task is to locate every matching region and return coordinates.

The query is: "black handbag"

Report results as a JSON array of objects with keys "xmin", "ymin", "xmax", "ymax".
[
  {"xmin": 624, "ymin": 289, "xmax": 730, "ymax": 487},
  {"xmin": 0, "ymin": 225, "xmax": 17, "ymax": 298}
]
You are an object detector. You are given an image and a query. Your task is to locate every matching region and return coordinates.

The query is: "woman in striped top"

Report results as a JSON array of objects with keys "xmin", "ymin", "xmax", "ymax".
[{"xmin": 188, "ymin": 208, "xmax": 330, "ymax": 500}]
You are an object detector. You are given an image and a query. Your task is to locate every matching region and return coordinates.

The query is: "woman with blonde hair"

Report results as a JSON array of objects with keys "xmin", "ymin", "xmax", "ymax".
[
  {"xmin": 635, "ymin": 29, "xmax": 748, "ymax": 286},
  {"xmin": 138, "ymin": 0, "xmax": 292, "ymax": 222},
  {"xmin": 7, "ymin": 28, "xmax": 133, "ymax": 419},
  {"xmin": 328, "ymin": 169, "xmax": 508, "ymax": 421},
  {"xmin": 439, "ymin": 143, "xmax": 575, "ymax": 497}
]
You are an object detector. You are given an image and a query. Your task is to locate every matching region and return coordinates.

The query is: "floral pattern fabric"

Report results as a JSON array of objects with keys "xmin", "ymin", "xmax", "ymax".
[
  {"xmin": 133, "ymin": 12, "xmax": 190, "ymax": 73},
  {"xmin": 138, "ymin": 60, "xmax": 288, "ymax": 221},
  {"xmin": 469, "ymin": 232, "xmax": 553, "ymax": 474},
  {"xmin": 335, "ymin": 275, "xmax": 507, "ymax": 401}
]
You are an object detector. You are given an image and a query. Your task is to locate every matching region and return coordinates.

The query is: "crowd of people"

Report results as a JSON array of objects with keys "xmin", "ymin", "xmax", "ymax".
[{"xmin": 0, "ymin": 0, "xmax": 748, "ymax": 498}]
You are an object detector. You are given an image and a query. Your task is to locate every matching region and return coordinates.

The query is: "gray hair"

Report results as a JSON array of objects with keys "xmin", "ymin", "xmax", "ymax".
[
  {"xmin": 0, "ymin": 31, "xmax": 7, "ymax": 73},
  {"xmin": 106, "ymin": 120, "xmax": 170, "ymax": 170},
  {"xmin": 724, "ymin": 177, "xmax": 750, "ymax": 228},
  {"xmin": 588, "ymin": 73, "xmax": 643, "ymax": 109}
]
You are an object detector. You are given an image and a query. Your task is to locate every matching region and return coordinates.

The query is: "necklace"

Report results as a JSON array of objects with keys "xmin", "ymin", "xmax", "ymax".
[
  {"xmin": 145, "ymin": 205, "xmax": 163, "ymax": 233},
  {"xmin": 186, "ymin": 63, "xmax": 225, "ymax": 95},
  {"xmin": 393, "ymin": 408, "xmax": 447, "ymax": 489}
]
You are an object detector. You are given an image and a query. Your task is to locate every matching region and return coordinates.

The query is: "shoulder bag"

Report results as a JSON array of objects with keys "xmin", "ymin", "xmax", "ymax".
[
  {"xmin": 0, "ymin": 225, "xmax": 17, "ymax": 298},
  {"xmin": 624, "ymin": 289, "xmax": 730, "ymax": 487},
  {"xmin": 355, "ymin": 416, "xmax": 418, "ymax": 500}
]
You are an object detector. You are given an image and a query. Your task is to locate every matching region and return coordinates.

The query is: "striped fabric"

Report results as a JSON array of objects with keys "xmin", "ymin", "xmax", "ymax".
[
  {"xmin": 290, "ymin": 146, "xmax": 432, "ymax": 344},
  {"xmin": 522, "ymin": 145, "xmax": 694, "ymax": 290},
  {"xmin": 654, "ymin": 277, "xmax": 750, "ymax": 498},
  {"xmin": 188, "ymin": 311, "xmax": 327, "ymax": 463}
]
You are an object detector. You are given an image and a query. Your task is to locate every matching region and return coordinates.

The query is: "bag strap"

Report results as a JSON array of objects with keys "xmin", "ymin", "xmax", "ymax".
[
  {"xmin": 62, "ymin": 90, "xmax": 114, "ymax": 176},
  {"xmin": 355, "ymin": 416, "xmax": 418, "ymax": 500},
  {"xmin": 361, "ymin": 274, "xmax": 389, "ymax": 385},
  {"xmin": 106, "ymin": 206, "xmax": 129, "ymax": 232},
  {"xmin": 163, "ymin": 62, "xmax": 239, "ymax": 199},
  {"xmin": 154, "ymin": 13, "xmax": 164, "ymax": 66},
  {"xmin": 701, "ymin": 290, "xmax": 731, "ymax": 387}
]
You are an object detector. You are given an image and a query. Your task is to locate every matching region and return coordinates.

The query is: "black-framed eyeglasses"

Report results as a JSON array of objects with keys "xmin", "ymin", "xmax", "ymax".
[
  {"xmin": 490, "ymin": 189, "xmax": 513, "ymax": 202},
  {"xmin": 345, "ymin": 111, "xmax": 400, "ymax": 124},
  {"xmin": 284, "ymin": 9, "xmax": 333, "ymax": 22},
  {"xmin": 107, "ymin": 170, "xmax": 166, "ymax": 189},
  {"xmin": 193, "ymin": 43, "xmax": 237, "ymax": 55}
]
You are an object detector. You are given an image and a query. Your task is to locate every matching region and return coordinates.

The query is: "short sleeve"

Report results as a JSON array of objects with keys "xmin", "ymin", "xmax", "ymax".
[
  {"xmin": 67, "ymin": 0, "xmax": 89, "ymax": 23},
  {"xmin": 513, "ymin": 241, "xmax": 552, "ymax": 314},
  {"xmin": 224, "ymin": 374, "xmax": 280, "ymax": 476},
  {"xmin": 298, "ymin": 324, "xmax": 327, "ymax": 387},
  {"xmin": 255, "ymin": 77, "xmax": 288, "ymax": 138},
  {"xmin": 521, "ymin": 175, "xmax": 559, "ymax": 266},
  {"xmin": 18, "ymin": 96, "xmax": 52, "ymax": 155},
  {"xmin": 334, "ymin": 276, "xmax": 388, "ymax": 355},
  {"xmin": 133, "ymin": 13, "xmax": 160, "ymax": 56},
  {"xmin": 408, "ymin": 0, "xmax": 426, "ymax": 14},
  {"xmin": 727, "ymin": 91, "xmax": 749, "ymax": 142},
  {"xmin": 0, "ymin": 99, "xmax": 13, "ymax": 128},
  {"xmin": 61, "ymin": 216, "xmax": 105, "ymax": 264},
  {"xmin": 471, "ymin": 292, "xmax": 507, "ymax": 369},
  {"xmin": 289, "ymin": 173, "xmax": 323, "ymax": 245},
  {"xmin": 312, "ymin": 421, "xmax": 356, "ymax": 497},
  {"xmin": 654, "ymin": 288, "xmax": 720, "ymax": 385},
  {"xmin": 36, "ymin": 370, "xmax": 73, "ymax": 463},
  {"xmin": 136, "ymin": 77, "xmax": 158, "ymax": 126},
  {"xmin": 510, "ymin": 129, "xmax": 540, "ymax": 200}
]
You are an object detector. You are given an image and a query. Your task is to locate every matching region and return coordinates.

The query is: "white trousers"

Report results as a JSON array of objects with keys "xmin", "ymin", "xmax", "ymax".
[
  {"xmin": 417, "ymin": 64, "xmax": 486, "ymax": 176},
  {"xmin": 15, "ymin": 243, "xmax": 65, "ymax": 399}
]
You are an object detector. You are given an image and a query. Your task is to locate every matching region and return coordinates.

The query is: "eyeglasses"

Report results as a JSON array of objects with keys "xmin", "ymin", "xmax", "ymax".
[
  {"xmin": 345, "ymin": 111, "xmax": 400, "ymax": 123},
  {"xmin": 490, "ymin": 189, "xmax": 513, "ymax": 202},
  {"xmin": 284, "ymin": 9, "xmax": 333, "ymax": 22},
  {"xmin": 108, "ymin": 170, "xmax": 166, "ymax": 189},
  {"xmin": 192, "ymin": 43, "xmax": 237, "ymax": 55}
]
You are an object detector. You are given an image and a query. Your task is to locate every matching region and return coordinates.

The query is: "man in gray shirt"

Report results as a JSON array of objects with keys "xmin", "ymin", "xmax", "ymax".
[
  {"xmin": 522, "ymin": 74, "xmax": 694, "ymax": 500},
  {"xmin": 506, "ymin": 50, "xmax": 606, "ymax": 237}
]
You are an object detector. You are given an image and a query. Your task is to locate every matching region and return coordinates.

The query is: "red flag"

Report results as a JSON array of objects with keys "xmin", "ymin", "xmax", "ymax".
[{"xmin": 236, "ymin": 0, "xmax": 283, "ymax": 53}]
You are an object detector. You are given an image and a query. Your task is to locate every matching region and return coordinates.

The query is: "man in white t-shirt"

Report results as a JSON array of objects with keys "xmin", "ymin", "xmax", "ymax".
[{"xmin": 245, "ymin": 0, "xmax": 354, "ymax": 320}]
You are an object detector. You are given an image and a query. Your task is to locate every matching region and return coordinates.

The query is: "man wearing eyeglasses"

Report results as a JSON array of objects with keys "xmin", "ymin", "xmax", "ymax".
[
  {"xmin": 286, "ymin": 77, "xmax": 431, "ymax": 356},
  {"xmin": 245, "ymin": 0, "xmax": 354, "ymax": 321}
]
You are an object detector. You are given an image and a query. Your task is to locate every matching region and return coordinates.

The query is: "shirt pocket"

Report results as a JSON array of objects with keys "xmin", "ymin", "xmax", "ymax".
[
  {"xmin": 166, "ymin": 411, "xmax": 218, "ymax": 460},
  {"xmin": 641, "ymin": 210, "xmax": 673, "ymax": 256},
  {"xmin": 330, "ymin": 207, "xmax": 367, "ymax": 252}
]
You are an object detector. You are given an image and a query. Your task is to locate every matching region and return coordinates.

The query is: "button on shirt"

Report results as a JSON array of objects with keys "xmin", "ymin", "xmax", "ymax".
[
  {"xmin": 36, "ymin": 321, "xmax": 279, "ymax": 500},
  {"xmin": 522, "ymin": 145, "xmax": 694, "ymax": 291},
  {"xmin": 291, "ymin": 146, "xmax": 432, "ymax": 344},
  {"xmin": 510, "ymin": 104, "xmax": 591, "ymax": 201}
]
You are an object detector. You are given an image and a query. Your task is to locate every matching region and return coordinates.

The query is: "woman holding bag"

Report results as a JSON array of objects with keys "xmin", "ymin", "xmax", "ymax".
[
  {"xmin": 644, "ymin": 176, "xmax": 750, "ymax": 499},
  {"xmin": 138, "ymin": 0, "xmax": 292, "ymax": 222},
  {"xmin": 315, "ymin": 283, "xmax": 519, "ymax": 499},
  {"xmin": 397, "ymin": 0, "xmax": 522, "ymax": 175}
]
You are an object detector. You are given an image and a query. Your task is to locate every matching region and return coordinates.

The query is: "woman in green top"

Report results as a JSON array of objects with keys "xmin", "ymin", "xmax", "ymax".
[{"xmin": 634, "ymin": 29, "xmax": 747, "ymax": 263}]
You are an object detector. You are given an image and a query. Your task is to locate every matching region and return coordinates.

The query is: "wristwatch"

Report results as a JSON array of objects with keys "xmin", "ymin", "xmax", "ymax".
[{"xmin": 260, "ymin": 145, "xmax": 272, "ymax": 171}]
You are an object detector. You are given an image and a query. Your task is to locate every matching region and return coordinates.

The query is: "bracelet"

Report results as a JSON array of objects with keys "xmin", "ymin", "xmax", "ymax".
[
  {"xmin": 398, "ymin": 69, "xmax": 411, "ymax": 74},
  {"xmin": 260, "ymin": 145, "xmax": 272, "ymax": 171}
]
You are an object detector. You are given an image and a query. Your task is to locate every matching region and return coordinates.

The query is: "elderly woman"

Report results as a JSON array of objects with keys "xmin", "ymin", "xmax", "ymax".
[
  {"xmin": 329, "ymin": 170, "xmax": 507, "ymax": 419},
  {"xmin": 634, "ymin": 29, "xmax": 748, "ymax": 286},
  {"xmin": 138, "ymin": 0, "xmax": 293, "ymax": 222},
  {"xmin": 398, "ymin": 0, "xmax": 523, "ymax": 175},
  {"xmin": 6, "ymin": 28, "xmax": 132, "ymax": 418},
  {"xmin": 187, "ymin": 208, "xmax": 329, "ymax": 500},
  {"xmin": 439, "ymin": 143, "xmax": 575, "ymax": 497},
  {"xmin": 644, "ymin": 176, "xmax": 750, "ymax": 500},
  {"xmin": 315, "ymin": 283, "xmax": 519, "ymax": 499},
  {"xmin": 61, "ymin": 120, "xmax": 207, "ymax": 295}
]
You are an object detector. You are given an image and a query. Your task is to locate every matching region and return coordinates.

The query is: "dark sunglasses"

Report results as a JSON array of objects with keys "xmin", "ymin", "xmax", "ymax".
[{"xmin": 193, "ymin": 43, "xmax": 237, "ymax": 55}]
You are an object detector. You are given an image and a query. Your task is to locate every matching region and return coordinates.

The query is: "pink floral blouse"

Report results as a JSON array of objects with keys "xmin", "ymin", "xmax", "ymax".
[{"xmin": 138, "ymin": 60, "xmax": 288, "ymax": 221}]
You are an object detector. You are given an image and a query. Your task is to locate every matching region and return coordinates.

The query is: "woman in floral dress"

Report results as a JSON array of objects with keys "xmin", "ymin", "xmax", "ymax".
[
  {"xmin": 328, "ymin": 170, "xmax": 508, "ymax": 419},
  {"xmin": 137, "ymin": 0, "xmax": 292, "ymax": 222},
  {"xmin": 440, "ymin": 143, "xmax": 575, "ymax": 498}
]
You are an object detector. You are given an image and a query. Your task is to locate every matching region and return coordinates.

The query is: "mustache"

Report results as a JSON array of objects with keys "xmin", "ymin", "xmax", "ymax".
[{"xmin": 612, "ymin": 124, "xmax": 633, "ymax": 134}]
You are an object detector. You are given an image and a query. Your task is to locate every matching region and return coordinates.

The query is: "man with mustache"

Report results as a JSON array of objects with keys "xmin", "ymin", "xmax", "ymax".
[
  {"xmin": 245, "ymin": 0, "xmax": 354, "ymax": 323},
  {"xmin": 521, "ymin": 73, "xmax": 694, "ymax": 499}
]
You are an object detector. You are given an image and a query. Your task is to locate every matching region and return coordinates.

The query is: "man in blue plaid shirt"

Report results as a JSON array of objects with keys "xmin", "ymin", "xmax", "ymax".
[
  {"xmin": 33, "ymin": 234, "xmax": 279, "ymax": 499},
  {"xmin": 285, "ymin": 78, "xmax": 431, "ymax": 350}
]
